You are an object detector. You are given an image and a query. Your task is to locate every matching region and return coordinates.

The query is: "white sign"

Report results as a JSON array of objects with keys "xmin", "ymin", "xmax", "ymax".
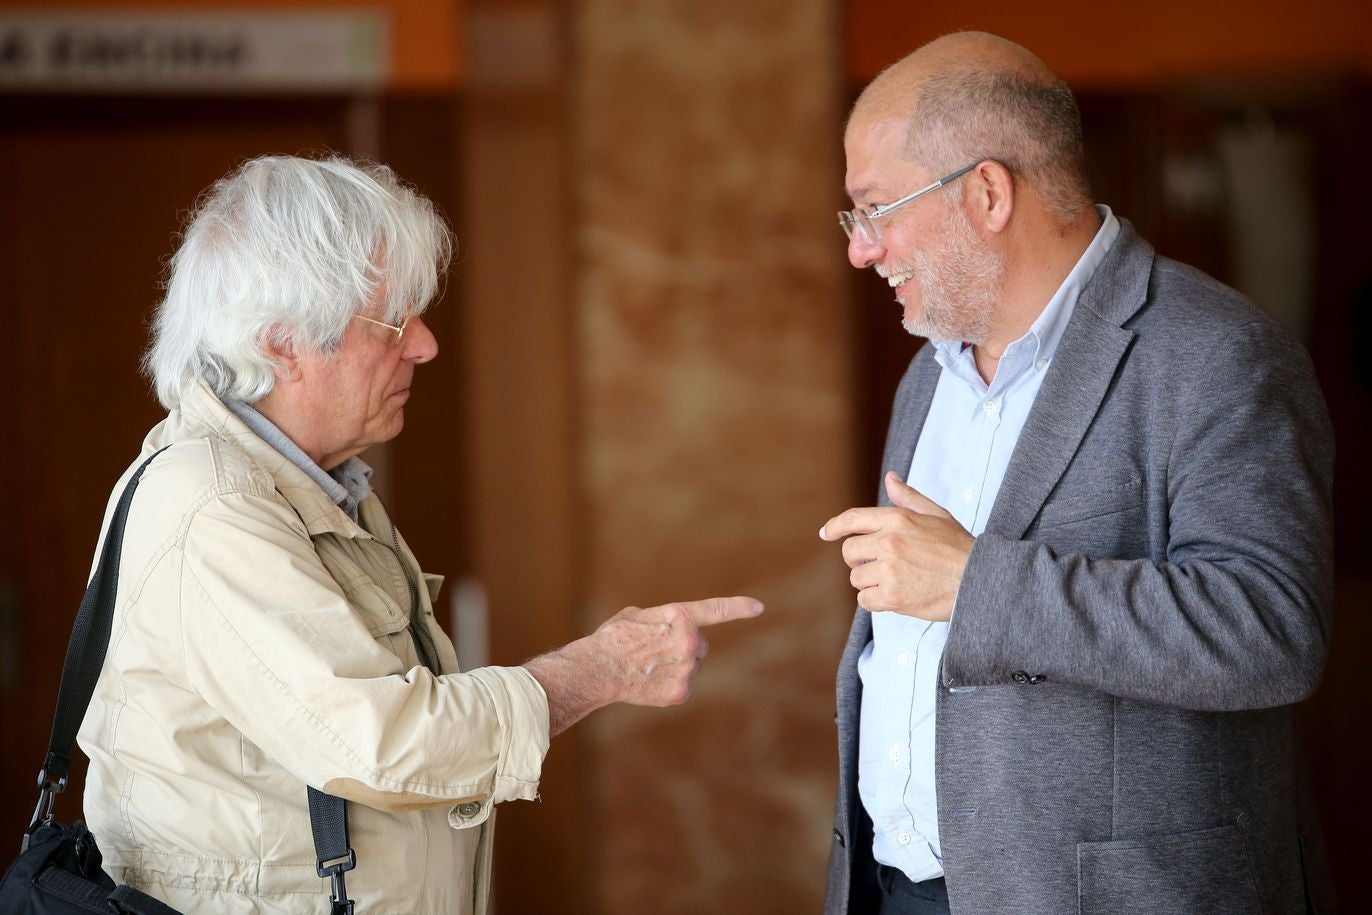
[{"xmin": 0, "ymin": 12, "xmax": 389, "ymax": 94}]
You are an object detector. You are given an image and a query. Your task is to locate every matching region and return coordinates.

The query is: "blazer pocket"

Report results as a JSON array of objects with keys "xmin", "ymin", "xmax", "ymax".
[
  {"xmin": 1077, "ymin": 824, "xmax": 1261, "ymax": 915},
  {"xmin": 1036, "ymin": 478, "xmax": 1143, "ymax": 529}
]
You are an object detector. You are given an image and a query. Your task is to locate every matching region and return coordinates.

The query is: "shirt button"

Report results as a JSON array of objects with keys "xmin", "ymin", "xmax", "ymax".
[
  {"xmin": 896, "ymin": 651, "xmax": 909, "ymax": 667},
  {"xmin": 897, "ymin": 832, "xmax": 912, "ymax": 846},
  {"xmin": 888, "ymin": 744, "xmax": 902, "ymax": 762},
  {"xmin": 456, "ymin": 802, "xmax": 481, "ymax": 818},
  {"xmin": 1036, "ymin": 358, "xmax": 1048, "ymax": 370},
  {"xmin": 983, "ymin": 400, "xmax": 996, "ymax": 413},
  {"xmin": 962, "ymin": 487, "xmax": 973, "ymax": 502}
]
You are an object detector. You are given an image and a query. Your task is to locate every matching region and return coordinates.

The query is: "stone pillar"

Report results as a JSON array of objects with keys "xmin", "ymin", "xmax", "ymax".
[
  {"xmin": 574, "ymin": 2, "xmax": 851, "ymax": 911},
  {"xmin": 463, "ymin": 1, "xmax": 850, "ymax": 910}
]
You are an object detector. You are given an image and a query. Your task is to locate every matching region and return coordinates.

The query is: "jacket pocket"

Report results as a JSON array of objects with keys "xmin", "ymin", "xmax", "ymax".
[
  {"xmin": 1077, "ymin": 824, "xmax": 1261, "ymax": 915},
  {"xmin": 1037, "ymin": 478, "xmax": 1143, "ymax": 529},
  {"xmin": 341, "ymin": 575, "xmax": 408, "ymax": 637}
]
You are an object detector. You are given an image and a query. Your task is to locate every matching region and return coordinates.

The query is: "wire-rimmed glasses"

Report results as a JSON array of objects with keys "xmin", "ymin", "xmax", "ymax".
[
  {"xmin": 838, "ymin": 161, "xmax": 982, "ymax": 244},
  {"xmin": 352, "ymin": 313, "xmax": 411, "ymax": 343}
]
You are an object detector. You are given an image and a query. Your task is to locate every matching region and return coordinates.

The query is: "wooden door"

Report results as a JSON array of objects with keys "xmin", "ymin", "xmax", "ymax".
[{"xmin": 0, "ymin": 95, "xmax": 350, "ymax": 837}]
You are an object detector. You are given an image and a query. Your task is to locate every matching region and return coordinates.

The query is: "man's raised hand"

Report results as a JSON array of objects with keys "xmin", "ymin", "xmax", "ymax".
[{"xmin": 818, "ymin": 472, "xmax": 974, "ymax": 620}]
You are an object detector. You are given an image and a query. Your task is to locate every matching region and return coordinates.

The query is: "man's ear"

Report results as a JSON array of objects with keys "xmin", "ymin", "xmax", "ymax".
[
  {"xmin": 260, "ymin": 328, "xmax": 304, "ymax": 384},
  {"xmin": 969, "ymin": 159, "xmax": 1014, "ymax": 234}
]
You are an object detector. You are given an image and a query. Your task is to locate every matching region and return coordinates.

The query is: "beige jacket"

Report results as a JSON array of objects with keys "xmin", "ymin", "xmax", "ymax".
[{"xmin": 77, "ymin": 380, "xmax": 550, "ymax": 914}]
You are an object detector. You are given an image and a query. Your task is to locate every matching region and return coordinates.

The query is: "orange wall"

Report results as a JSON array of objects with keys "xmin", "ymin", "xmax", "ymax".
[
  {"xmin": 0, "ymin": 0, "xmax": 464, "ymax": 90},
  {"xmin": 848, "ymin": 0, "xmax": 1372, "ymax": 85}
]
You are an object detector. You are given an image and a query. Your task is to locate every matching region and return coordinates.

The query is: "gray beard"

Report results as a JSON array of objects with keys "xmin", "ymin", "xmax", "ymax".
[{"xmin": 901, "ymin": 209, "xmax": 1004, "ymax": 344}]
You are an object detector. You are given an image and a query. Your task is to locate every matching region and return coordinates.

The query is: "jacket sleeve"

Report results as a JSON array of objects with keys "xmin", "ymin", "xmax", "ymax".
[
  {"xmin": 175, "ymin": 486, "xmax": 550, "ymax": 815},
  {"xmin": 943, "ymin": 320, "xmax": 1335, "ymax": 712}
]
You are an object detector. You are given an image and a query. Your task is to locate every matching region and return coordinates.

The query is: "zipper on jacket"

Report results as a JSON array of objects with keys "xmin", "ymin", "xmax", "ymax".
[
  {"xmin": 394, "ymin": 523, "xmax": 441, "ymax": 675},
  {"xmin": 374, "ymin": 495, "xmax": 442, "ymax": 674}
]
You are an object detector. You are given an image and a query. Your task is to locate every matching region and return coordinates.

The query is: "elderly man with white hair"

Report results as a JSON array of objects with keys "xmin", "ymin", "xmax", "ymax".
[{"xmin": 76, "ymin": 155, "xmax": 762, "ymax": 914}]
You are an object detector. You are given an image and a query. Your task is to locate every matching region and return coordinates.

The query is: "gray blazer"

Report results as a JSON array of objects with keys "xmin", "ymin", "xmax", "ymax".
[{"xmin": 825, "ymin": 221, "xmax": 1336, "ymax": 915}]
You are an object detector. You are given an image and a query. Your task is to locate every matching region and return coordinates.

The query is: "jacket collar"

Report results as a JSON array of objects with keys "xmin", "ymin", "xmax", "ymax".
[
  {"xmin": 878, "ymin": 218, "xmax": 1154, "ymax": 537},
  {"xmin": 165, "ymin": 379, "xmax": 369, "ymax": 539},
  {"xmin": 985, "ymin": 218, "xmax": 1152, "ymax": 538}
]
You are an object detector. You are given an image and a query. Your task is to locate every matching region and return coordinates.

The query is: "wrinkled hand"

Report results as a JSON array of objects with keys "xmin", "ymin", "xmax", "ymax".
[
  {"xmin": 819, "ymin": 472, "xmax": 973, "ymax": 620},
  {"xmin": 588, "ymin": 597, "xmax": 762, "ymax": 706},
  {"xmin": 525, "ymin": 596, "xmax": 763, "ymax": 736}
]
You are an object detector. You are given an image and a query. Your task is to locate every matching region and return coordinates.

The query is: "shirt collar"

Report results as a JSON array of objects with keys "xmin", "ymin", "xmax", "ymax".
[
  {"xmin": 1029, "ymin": 204, "xmax": 1120, "ymax": 367},
  {"xmin": 931, "ymin": 204, "xmax": 1121, "ymax": 383},
  {"xmin": 223, "ymin": 399, "xmax": 372, "ymax": 522}
]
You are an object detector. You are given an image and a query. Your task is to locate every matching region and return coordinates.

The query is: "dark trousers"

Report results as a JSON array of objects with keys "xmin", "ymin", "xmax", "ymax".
[{"xmin": 875, "ymin": 864, "xmax": 950, "ymax": 915}]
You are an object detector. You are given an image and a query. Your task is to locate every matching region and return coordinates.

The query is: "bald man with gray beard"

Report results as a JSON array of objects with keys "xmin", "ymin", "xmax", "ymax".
[{"xmin": 820, "ymin": 32, "xmax": 1334, "ymax": 915}]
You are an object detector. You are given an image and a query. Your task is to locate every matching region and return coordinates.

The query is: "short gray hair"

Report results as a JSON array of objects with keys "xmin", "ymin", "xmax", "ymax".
[
  {"xmin": 144, "ymin": 154, "xmax": 454, "ymax": 409},
  {"xmin": 903, "ymin": 68, "xmax": 1091, "ymax": 222}
]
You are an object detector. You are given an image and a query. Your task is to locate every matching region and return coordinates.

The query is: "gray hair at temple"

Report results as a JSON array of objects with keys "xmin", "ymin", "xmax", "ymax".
[
  {"xmin": 857, "ymin": 48, "xmax": 1092, "ymax": 224},
  {"xmin": 143, "ymin": 154, "xmax": 454, "ymax": 409}
]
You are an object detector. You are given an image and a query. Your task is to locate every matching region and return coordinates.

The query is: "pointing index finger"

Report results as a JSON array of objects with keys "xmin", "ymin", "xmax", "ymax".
[{"xmin": 679, "ymin": 596, "xmax": 765, "ymax": 627}]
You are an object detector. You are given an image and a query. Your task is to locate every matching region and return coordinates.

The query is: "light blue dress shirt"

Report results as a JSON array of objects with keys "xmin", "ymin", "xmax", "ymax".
[{"xmin": 857, "ymin": 206, "xmax": 1120, "ymax": 882}]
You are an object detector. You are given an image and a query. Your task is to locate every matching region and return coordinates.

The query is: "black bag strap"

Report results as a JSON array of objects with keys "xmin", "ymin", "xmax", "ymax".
[
  {"xmin": 309, "ymin": 786, "xmax": 355, "ymax": 915},
  {"xmin": 36, "ymin": 448, "xmax": 170, "ymax": 799},
  {"xmin": 29, "ymin": 445, "xmax": 358, "ymax": 915}
]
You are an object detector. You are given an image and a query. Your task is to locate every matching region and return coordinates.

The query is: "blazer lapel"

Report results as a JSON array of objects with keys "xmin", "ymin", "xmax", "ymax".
[{"xmin": 984, "ymin": 220, "xmax": 1153, "ymax": 539}]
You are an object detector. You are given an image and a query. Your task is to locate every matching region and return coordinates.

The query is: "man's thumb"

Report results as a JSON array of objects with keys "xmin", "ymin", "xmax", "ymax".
[{"xmin": 885, "ymin": 471, "xmax": 921, "ymax": 509}]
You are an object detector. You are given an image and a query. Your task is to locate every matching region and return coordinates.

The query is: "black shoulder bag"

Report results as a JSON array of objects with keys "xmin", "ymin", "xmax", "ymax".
[{"xmin": 0, "ymin": 449, "xmax": 360, "ymax": 915}]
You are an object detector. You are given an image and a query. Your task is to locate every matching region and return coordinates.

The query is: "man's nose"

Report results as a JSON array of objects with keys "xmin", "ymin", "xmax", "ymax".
[
  {"xmin": 404, "ymin": 315, "xmax": 439, "ymax": 363},
  {"xmin": 847, "ymin": 230, "xmax": 884, "ymax": 270}
]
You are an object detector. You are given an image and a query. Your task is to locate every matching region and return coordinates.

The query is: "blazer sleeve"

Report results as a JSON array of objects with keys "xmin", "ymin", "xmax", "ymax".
[{"xmin": 943, "ymin": 319, "xmax": 1335, "ymax": 712}]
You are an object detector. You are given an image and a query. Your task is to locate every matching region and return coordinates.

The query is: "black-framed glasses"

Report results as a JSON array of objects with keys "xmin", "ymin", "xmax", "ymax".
[{"xmin": 837, "ymin": 160, "xmax": 982, "ymax": 244}]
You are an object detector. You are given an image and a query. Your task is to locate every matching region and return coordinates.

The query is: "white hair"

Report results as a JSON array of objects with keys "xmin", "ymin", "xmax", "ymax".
[{"xmin": 144, "ymin": 154, "xmax": 454, "ymax": 409}]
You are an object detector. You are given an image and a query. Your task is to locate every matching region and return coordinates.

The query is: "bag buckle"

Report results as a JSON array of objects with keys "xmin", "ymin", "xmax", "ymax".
[
  {"xmin": 316, "ymin": 848, "xmax": 356, "ymax": 915},
  {"xmin": 21, "ymin": 768, "xmax": 67, "ymax": 852}
]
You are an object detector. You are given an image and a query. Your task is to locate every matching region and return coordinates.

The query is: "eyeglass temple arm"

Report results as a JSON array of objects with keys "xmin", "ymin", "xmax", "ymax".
[
  {"xmin": 869, "ymin": 181, "xmax": 940, "ymax": 219},
  {"xmin": 869, "ymin": 161, "xmax": 982, "ymax": 219}
]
